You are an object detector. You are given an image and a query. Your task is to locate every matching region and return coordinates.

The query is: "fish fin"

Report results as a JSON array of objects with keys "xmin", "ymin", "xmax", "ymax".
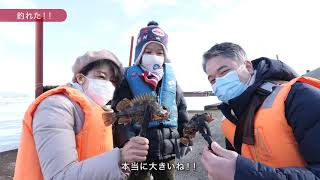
[
  {"xmin": 118, "ymin": 117, "xmax": 131, "ymax": 125},
  {"xmin": 102, "ymin": 112, "xmax": 115, "ymax": 126},
  {"xmin": 131, "ymin": 94, "xmax": 156, "ymax": 105},
  {"xmin": 116, "ymin": 98, "xmax": 132, "ymax": 112}
]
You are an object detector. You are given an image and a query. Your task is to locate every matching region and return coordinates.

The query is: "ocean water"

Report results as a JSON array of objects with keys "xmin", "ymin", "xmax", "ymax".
[
  {"xmin": 0, "ymin": 92, "xmax": 219, "ymax": 152},
  {"xmin": 0, "ymin": 92, "xmax": 34, "ymax": 152}
]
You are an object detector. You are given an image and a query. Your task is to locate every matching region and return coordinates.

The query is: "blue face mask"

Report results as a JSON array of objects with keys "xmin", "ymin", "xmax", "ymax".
[{"xmin": 212, "ymin": 70, "xmax": 248, "ymax": 103}]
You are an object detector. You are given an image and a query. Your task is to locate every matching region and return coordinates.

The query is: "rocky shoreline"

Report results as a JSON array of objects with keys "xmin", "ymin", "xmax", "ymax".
[{"xmin": 0, "ymin": 149, "xmax": 17, "ymax": 180}]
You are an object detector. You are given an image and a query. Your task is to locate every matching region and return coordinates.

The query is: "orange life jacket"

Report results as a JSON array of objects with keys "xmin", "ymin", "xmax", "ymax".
[
  {"xmin": 221, "ymin": 76, "xmax": 320, "ymax": 168},
  {"xmin": 14, "ymin": 86, "xmax": 113, "ymax": 180}
]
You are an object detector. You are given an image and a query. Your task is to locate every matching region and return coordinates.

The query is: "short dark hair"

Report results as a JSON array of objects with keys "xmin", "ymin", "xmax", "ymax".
[
  {"xmin": 79, "ymin": 59, "xmax": 123, "ymax": 87},
  {"xmin": 202, "ymin": 42, "xmax": 247, "ymax": 72}
]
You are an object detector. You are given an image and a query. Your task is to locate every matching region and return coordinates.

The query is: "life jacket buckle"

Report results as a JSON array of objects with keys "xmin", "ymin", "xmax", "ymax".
[{"xmin": 257, "ymin": 82, "xmax": 276, "ymax": 96}]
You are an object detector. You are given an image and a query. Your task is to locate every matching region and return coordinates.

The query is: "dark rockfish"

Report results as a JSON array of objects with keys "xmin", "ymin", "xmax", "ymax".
[
  {"xmin": 180, "ymin": 113, "xmax": 214, "ymax": 147},
  {"xmin": 103, "ymin": 95, "xmax": 170, "ymax": 127}
]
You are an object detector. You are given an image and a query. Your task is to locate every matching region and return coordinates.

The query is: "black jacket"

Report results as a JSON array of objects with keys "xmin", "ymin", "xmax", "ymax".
[
  {"xmin": 111, "ymin": 76, "xmax": 189, "ymax": 161},
  {"xmin": 220, "ymin": 57, "xmax": 320, "ymax": 179}
]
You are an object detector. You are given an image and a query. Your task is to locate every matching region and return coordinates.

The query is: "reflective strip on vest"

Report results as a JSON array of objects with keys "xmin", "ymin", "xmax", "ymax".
[
  {"xmin": 221, "ymin": 77, "xmax": 320, "ymax": 168},
  {"xmin": 261, "ymin": 86, "xmax": 283, "ymax": 108}
]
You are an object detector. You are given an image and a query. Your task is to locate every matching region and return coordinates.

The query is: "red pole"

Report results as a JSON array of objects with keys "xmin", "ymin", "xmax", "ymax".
[
  {"xmin": 35, "ymin": 20, "xmax": 43, "ymax": 98},
  {"xmin": 129, "ymin": 36, "xmax": 134, "ymax": 66}
]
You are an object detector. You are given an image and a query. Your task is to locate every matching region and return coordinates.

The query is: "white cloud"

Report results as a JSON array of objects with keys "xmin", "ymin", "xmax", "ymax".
[
  {"xmin": 119, "ymin": 21, "xmax": 147, "ymax": 44},
  {"xmin": 0, "ymin": 0, "xmax": 36, "ymax": 92},
  {"xmin": 43, "ymin": 62, "xmax": 73, "ymax": 85},
  {"xmin": 0, "ymin": 57, "xmax": 34, "ymax": 93},
  {"xmin": 101, "ymin": 22, "xmax": 114, "ymax": 33},
  {"xmin": 0, "ymin": 0, "xmax": 37, "ymax": 45},
  {"xmin": 0, "ymin": 23, "xmax": 34, "ymax": 45},
  {"xmin": 0, "ymin": 41, "xmax": 4, "ymax": 54},
  {"xmin": 116, "ymin": 22, "xmax": 147, "ymax": 66},
  {"xmin": 160, "ymin": 0, "xmax": 320, "ymax": 91},
  {"xmin": 166, "ymin": 25, "xmax": 209, "ymax": 88},
  {"xmin": 209, "ymin": 0, "xmax": 320, "ymax": 74},
  {"xmin": 0, "ymin": 57, "xmax": 73, "ymax": 93},
  {"xmin": 2, "ymin": 0, "xmax": 319, "ymax": 95},
  {"xmin": 0, "ymin": 0, "xmax": 37, "ymax": 8},
  {"xmin": 116, "ymin": 0, "xmax": 178, "ymax": 16},
  {"xmin": 199, "ymin": 0, "xmax": 233, "ymax": 9}
]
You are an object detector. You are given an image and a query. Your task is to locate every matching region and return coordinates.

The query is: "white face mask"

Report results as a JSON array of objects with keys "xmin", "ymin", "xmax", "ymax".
[
  {"xmin": 141, "ymin": 54, "xmax": 164, "ymax": 72},
  {"xmin": 82, "ymin": 77, "xmax": 115, "ymax": 107}
]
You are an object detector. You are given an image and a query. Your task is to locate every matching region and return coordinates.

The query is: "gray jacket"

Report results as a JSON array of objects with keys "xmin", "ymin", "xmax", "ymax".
[{"xmin": 32, "ymin": 84, "xmax": 125, "ymax": 180}]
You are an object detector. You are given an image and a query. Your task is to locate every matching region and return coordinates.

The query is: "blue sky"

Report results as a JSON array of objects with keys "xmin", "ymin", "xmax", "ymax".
[{"xmin": 0, "ymin": 0, "xmax": 319, "ymax": 95}]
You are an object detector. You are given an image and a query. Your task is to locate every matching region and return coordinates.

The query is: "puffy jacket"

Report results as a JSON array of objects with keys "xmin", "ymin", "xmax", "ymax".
[
  {"xmin": 219, "ymin": 57, "xmax": 320, "ymax": 179},
  {"xmin": 112, "ymin": 77, "xmax": 189, "ymax": 161}
]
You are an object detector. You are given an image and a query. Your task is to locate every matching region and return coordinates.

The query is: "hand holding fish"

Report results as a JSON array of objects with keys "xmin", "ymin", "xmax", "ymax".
[{"xmin": 120, "ymin": 136, "xmax": 149, "ymax": 164}]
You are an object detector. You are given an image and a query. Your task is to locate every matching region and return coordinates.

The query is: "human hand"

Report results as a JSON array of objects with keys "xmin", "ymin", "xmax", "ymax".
[
  {"xmin": 120, "ymin": 136, "xmax": 149, "ymax": 164},
  {"xmin": 201, "ymin": 141, "xmax": 238, "ymax": 180}
]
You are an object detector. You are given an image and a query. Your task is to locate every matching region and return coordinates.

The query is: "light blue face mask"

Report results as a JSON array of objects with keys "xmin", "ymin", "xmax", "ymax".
[{"xmin": 212, "ymin": 70, "xmax": 249, "ymax": 103}]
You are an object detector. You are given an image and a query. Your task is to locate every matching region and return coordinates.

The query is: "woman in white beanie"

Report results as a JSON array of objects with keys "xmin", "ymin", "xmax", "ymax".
[{"xmin": 14, "ymin": 49, "xmax": 149, "ymax": 180}]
